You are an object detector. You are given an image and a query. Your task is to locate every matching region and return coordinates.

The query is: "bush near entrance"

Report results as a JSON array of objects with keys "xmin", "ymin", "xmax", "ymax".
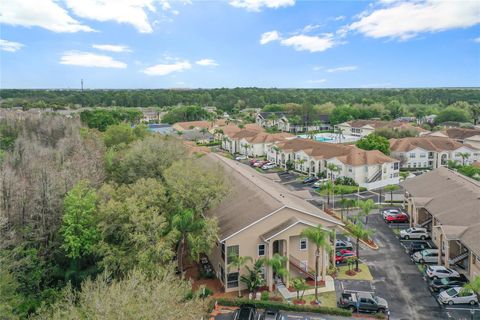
[
  {"xmin": 212, "ymin": 298, "xmax": 352, "ymax": 317},
  {"xmin": 317, "ymin": 185, "xmax": 367, "ymax": 195}
]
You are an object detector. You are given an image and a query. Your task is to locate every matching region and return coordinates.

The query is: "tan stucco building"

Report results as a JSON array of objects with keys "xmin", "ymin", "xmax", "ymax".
[
  {"xmin": 205, "ymin": 153, "xmax": 343, "ymax": 293},
  {"xmin": 403, "ymin": 167, "xmax": 480, "ymax": 280}
]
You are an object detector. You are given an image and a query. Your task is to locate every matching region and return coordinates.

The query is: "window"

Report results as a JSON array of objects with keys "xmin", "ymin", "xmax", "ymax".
[
  {"xmin": 420, "ymin": 153, "xmax": 426, "ymax": 158},
  {"xmin": 227, "ymin": 272, "xmax": 239, "ymax": 288},
  {"xmin": 226, "ymin": 245, "xmax": 239, "ymax": 264},
  {"xmin": 300, "ymin": 238, "xmax": 308, "ymax": 250},
  {"xmin": 258, "ymin": 244, "xmax": 265, "ymax": 256},
  {"xmin": 410, "ymin": 153, "xmax": 416, "ymax": 158},
  {"xmin": 394, "ymin": 162, "xmax": 399, "ymax": 170},
  {"xmin": 220, "ymin": 265, "xmax": 225, "ymax": 284}
]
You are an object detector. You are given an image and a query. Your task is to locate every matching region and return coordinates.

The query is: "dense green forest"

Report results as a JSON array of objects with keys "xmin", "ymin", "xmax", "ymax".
[
  {"xmin": 0, "ymin": 109, "xmax": 227, "ymax": 319},
  {"xmin": 1, "ymin": 88, "xmax": 479, "ymax": 112}
]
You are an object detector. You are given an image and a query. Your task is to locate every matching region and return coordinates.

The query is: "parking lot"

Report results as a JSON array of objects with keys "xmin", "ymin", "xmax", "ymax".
[{"xmin": 354, "ymin": 211, "xmax": 480, "ymax": 320}]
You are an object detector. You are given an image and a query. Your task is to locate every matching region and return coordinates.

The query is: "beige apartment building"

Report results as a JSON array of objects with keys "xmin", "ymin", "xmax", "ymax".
[
  {"xmin": 403, "ymin": 167, "xmax": 480, "ymax": 280},
  {"xmin": 205, "ymin": 153, "xmax": 343, "ymax": 293},
  {"xmin": 335, "ymin": 120, "xmax": 427, "ymax": 138}
]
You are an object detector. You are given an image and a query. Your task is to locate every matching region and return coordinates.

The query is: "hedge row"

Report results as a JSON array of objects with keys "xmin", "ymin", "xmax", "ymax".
[
  {"xmin": 214, "ymin": 298, "xmax": 352, "ymax": 317},
  {"xmin": 196, "ymin": 141, "xmax": 221, "ymax": 146}
]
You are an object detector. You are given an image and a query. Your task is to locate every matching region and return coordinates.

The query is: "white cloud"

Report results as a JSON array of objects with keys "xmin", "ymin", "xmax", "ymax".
[
  {"xmin": 348, "ymin": 0, "xmax": 480, "ymax": 40},
  {"xmin": 302, "ymin": 24, "xmax": 321, "ymax": 33},
  {"xmin": 326, "ymin": 65, "xmax": 358, "ymax": 73},
  {"xmin": 260, "ymin": 31, "xmax": 280, "ymax": 44},
  {"xmin": 92, "ymin": 44, "xmax": 131, "ymax": 52},
  {"xmin": 0, "ymin": 39, "xmax": 24, "ymax": 52},
  {"xmin": 474, "ymin": 37, "xmax": 480, "ymax": 43},
  {"xmin": 306, "ymin": 79, "xmax": 327, "ymax": 84},
  {"xmin": 60, "ymin": 51, "xmax": 127, "ymax": 68},
  {"xmin": 64, "ymin": 0, "xmax": 158, "ymax": 33},
  {"xmin": 230, "ymin": 0, "xmax": 295, "ymax": 12},
  {"xmin": 0, "ymin": 0, "xmax": 93, "ymax": 32},
  {"xmin": 195, "ymin": 59, "xmax": 218, "ymax": 67},
  {"xmin": 313, "ymin": 66, "xmax": 323, "ymax": 71},
  {"xmin": 280, "ymin": 34, "xmax": 335, "ymax": 52},
  {"xmin": 333, "ymin": 15, "xmax": 345, "ymax": 21},
  {"xmin": 143, "ymin": 61, "xmax": 192, "ymax": 76}
]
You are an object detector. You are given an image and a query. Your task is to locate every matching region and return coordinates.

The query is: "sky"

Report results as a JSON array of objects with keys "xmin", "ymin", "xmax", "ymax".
[{"xmin": 1, "ymin": 0, "xmax": 479, "ymax": 89}]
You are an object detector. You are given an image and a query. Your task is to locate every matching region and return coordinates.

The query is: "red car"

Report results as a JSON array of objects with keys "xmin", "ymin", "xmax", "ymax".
[
  {"xmin": 335, "ymin": 249, "xmax": 356, "ymax": 264},
  {"xmin": 249, "ymin": 159, "xmax": 258, "ymax": 165},
  {"xmin": 253, "ymin": 160, "xmax": 268, "ymax": 167},
  {"xmin": 384, "ymin": 211, "xmax": 409, "ymax": 223}
]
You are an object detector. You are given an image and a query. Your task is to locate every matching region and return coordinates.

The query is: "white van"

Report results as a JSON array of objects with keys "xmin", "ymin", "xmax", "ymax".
[{"xmin": 412, "ymin": 249, "xmax": 440, "ymax": 264}]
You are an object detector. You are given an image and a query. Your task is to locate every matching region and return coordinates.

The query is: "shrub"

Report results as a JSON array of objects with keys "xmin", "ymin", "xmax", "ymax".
[
  {"xmin": 198, "ymin": 287, "xmax": 213, "ymax": 299},
  {"xmin": 334, "ymin": 176, "xmax": 358, "ymax": 186},
  {"xmin": 261, "ymin": 291, "xmax": 269, "ymax": 301},
  {"xmin": 215, "ymin": 298, "xmax": 352, "ymax": 317}
]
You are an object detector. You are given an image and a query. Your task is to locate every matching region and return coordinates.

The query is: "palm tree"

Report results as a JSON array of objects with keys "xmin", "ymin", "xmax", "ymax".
[
  {"xmin": 228, "ymin": 254, "xmax": 252, "ymax": 297},
  {"xmin": 459, "ymin": 152, "xmax": 471, "ymax": 166},
  {"xmin": 292, "ymin": 277, "xmax": 308, "ymax": 300},
  {"xmin": 326, "ymin": 163, "xmax": 340, "ymax": 181},
  {"xmin": 399, "ymin": 171, "xmax": 409, "ymax": 181},
  {"xmin": 240, "ymin": 258, "xmax": 266, "ymax": 298},
  {"xmin": 347, "ymin": 222, "xmax": 374, "ymax": 271},
  {"xmin": 176, "ymin": 130, "xmax": 184, "ymax": 136},
  {"xmin": 324, "ymin": 180, "xmax": 334, "ymax": 206},
  {"xmin": 340, "ymin": 198, "xmax": 349, "ymax": 222},
  {"xmin": 296, "ymin": 158, "xmax": 306, "ymax": 172},
  {"xmin": 462, "ymin": 275, "xmax": 480, "ymax": 298},
  {"xmin": 384, "ymin": 184, "xmax": 400, "ymax": 205},
  {"xmin": 447, "ymin": 159, "xmax": 460, "ymax": 169},
  {"xmin": 267, "ymin": 253, "xmax": 288, "ymax": 285},
  {"xmin": 173, "ymin": 209, "xmax": 205, "ymax": 274},
  {"xmin": 301, "ymin": 225, "xmax": 333, "ymax": 302},
  {"xmin": 357, "ymin": 199, "xmax": 377, "ymax": 225}
]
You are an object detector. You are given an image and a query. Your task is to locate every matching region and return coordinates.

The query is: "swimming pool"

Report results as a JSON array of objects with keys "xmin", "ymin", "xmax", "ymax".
[{"xmin": 297, "ymin": 133, "xmax": 361, "ymax": 144}]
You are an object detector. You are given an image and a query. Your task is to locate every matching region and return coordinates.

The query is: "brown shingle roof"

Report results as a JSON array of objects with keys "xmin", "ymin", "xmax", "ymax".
[
  {"xmin": 445, "ymin": 127, "xmax": 480, "ymax": 140},
  {"xmin": 204, "ymin": 153, "xmax": 342, "ymax": 241},
  {"xmin": 389, "ymin": 136, "xmax": 472, "ymax": 153},
  {"xmin": 275, "ymin": 138, "xmax": 397, "ymax": 166},
  {"xmin": 174, "ymin": 119, "xmax": 227, "ymax": 130},
  {"xmin": 402, "ymin": 167, "xmax": 480, "ymax": 256},
  {"xmin": 218, "ymin": 124, "xmax": 264, "ymax": 136}
]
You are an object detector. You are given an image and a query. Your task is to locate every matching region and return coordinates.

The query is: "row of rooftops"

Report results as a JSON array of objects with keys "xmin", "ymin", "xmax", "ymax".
[
  {"xmin": 403, "ymin": 167, "xmax": 480, "ymax": 257},
  {"xmin": 389, "ymin": 136, "xmax": 478, "ymax": 153}
]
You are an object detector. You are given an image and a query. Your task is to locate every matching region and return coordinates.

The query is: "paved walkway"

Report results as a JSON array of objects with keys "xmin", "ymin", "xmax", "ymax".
[{"xmin": 276, "ymin": 276, "xmax": 336, "ymax": 300}]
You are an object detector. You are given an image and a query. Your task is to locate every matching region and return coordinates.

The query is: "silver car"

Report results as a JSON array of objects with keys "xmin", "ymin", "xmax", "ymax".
[
  {"xmin": 412, "ymin": 249, "xmax": 439, "ymax": 264},
  {"xmin": 400, "ymin": 227, "xmax": 429, "ymax": 240},
  {"xmin": 438, "ymin": 287, "xmax": 478, "ymax": 305}
]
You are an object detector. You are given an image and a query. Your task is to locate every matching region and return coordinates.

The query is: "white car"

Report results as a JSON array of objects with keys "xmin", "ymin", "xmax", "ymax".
[
  {"xmin": 412, "ymin": 249, "xmax": 439, "ymax": 264},
  {"xmin": 400, "ymin": 227, "xmax": 429, "ymax": 240},
  {"xmin": 235, "ymin": 155, "xmax": 247, "ymax": 161},
  {"xmin": 438, "ymin": 287, "xmax": 478, "ymax": 306},
  {"xmin": 261, "ymin": 163, "xmax": 277, "ymax": 170},
  {"xmin": 426, "ymin": 266, "xmax": 460, "ymax": 279}
]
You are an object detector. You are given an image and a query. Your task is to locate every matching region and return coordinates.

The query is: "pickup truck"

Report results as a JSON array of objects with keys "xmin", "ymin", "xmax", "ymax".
[{"xmin": 337, "ymin": 291, "xmax": 389, "ymax": 314}]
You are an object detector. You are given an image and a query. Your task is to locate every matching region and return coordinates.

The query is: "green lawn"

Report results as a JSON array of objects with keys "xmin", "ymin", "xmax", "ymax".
[
  {"xmin": 336, "ymin": 263, "xmax": 373, "ymax": 281},
  {"xmin": 316, "ymin": 185, "xmax": 367, "ymax": 195},
  {"xmin": 301, "ymin": 291, "xmax": 337, "ymax": 308}
]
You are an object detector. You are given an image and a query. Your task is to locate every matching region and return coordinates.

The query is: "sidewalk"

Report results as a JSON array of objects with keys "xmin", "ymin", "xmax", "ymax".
[{"xmin": 276, "ymin": 276, "xmax": 335, "ymax": 300}]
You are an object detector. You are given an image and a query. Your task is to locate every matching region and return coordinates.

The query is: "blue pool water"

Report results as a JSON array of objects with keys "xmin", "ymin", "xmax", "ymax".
[{"xmin": 315, "ymin": 136, "xmax": 334, "ymax": 142}]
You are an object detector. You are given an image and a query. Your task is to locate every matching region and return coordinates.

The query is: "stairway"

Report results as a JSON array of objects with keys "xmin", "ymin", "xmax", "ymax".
[
  {"xmin": 449, "ymin": 251, "xmax": 469, "ymax": 265},
  {"xmin": 420, "ymin": 218, "xmax": 432, "ymax": 227},
  {"xmin": 289, "ymin": 255, "xmax": 315, "ymax": 280},
  {"xmin": 367, "ymin": 169, "xmax": 382, "ymax": 183}
]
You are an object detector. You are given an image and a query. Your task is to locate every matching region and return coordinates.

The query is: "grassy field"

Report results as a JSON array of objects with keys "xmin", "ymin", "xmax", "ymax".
[
  {"xmin": 301, "ymin": 291, "xmax": 337, "ymax": 308},
  {"xmin": 336, "ymin": 263, "xmax": 373, "ymax": 281}
]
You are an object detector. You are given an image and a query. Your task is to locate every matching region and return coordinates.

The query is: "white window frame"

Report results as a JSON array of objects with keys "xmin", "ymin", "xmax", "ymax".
[
  {"xmin": 300, "ymin": 238, "xmax": 308, "ymax": 251},
  {"xmin": 258, "ymin": 244, "xmax": 265, "ymax": 256}
]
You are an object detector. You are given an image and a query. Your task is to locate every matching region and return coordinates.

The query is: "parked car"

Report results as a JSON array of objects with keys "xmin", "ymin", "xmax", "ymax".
[
  {"xmin": 438, "ymin": 287, "xmax": 479, "ymax": 306},
  {"xmin": 235, "ymin": 155, "xmax": 248, "ymax": 161},
  {"xmin": 336, "ymin": 249, "xmax": 357, "ymax": 264},
  {"xmin": 249, "ymin": 159, "xmax": 259, "ymax": 165},
  {"xmin": 253, "ymin": 161, "xmax": 268, "ymax": 167},
  {"xmin": 337, "ymin": 291, "xmax": 389, "ymax": 313},
  {"xmin": 260, "ymin": 308, "xmax": 283, "ymax": 320},
  {"xmin": 400, "ymin": 227, "xmax": 429, "ymax": 240},
  {"xmin": 381, "ymin": 208, "xmax": 401, "ymax": 218},
  {"xmin": 303, "ymin": 176, "xmax": 318, "ymax": 184},
  {"xmin": 429, "ymin": 274, "xmax": 468, "ymax": 292},
  {"xmin": 234, "ymin": 304, "xmax": 257, "ymax": 320},
  {"xmin": 426, "ymin": 266, "xmax": 460, "ymax": 279},
  {"xmin": 383, "ymin": 211, "xmax": 409, "ymax": 223},
  {"xmin": 336, "ymin": 239, "xmax": 353, "ymax": 251},
  {"xmin": 262, "ymin": 163, "xmax": 277, "ymax": 170},
  {"xmin": 313, "ymin": 178, "xmax": 329, "ymax": 188},
  {"xmin": 411, "ymin": 249, "xmax": 440, "ymax": 264},
  {"xmin": 407, "ymin": 241, "xmax": 432, "ymax": 255}
]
